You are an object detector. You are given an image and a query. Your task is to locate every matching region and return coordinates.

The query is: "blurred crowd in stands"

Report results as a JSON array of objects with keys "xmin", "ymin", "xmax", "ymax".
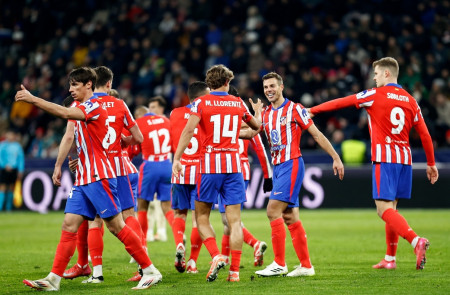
[{"xmin": 0, "ymin": 0, "xmax": 449, "ymax": 160}]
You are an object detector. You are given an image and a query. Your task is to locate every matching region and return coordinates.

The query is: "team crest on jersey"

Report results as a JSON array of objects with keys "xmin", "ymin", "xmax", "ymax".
[
  {"xmin": 205, "ymin": 145, "xmax": 213, "ymax": 153},
  {"xmin": 270, "ymin": 130, "xmax": 281, "ymax": 145},
  {"xmin": 280, "ymin": 116, "xmax": 287, "ymax": 126},
  {"xmin": 385, "ymin": 136, "xmax": 392, "ymax": 143}
]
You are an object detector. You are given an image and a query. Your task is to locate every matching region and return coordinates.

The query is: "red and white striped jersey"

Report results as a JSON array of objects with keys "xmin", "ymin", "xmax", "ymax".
[
  {"xmin": 95, "ymin": 93, "xmax": 136, "ymax": 176},
  {"xmin": 190, "ymin": 92, "xmax": 252, "ymax": 174},
  {"xmin": 121, "ymin": 129, "xmax": 138, "ymax": 174},
  {"xmin": 73, "ymin": 97, "xmax": 116, "ymax": 186},
  {"xmin": 170, "ymin": 104, "xmax": 200, "ymax": 184},
  {"xmin": 311, "ymin": 84, "xmax": 431, "ymax": 165},
  {"xmin": 262, "ymin": 99, "xmax": 313, "ymax": 165},
  {"xmin": 136, "ymin": 113, "xmax": 172, "ymax": 162},
  {"xmin": 239, "ymin": 134, "xmax": 272, "ymax": 180}
]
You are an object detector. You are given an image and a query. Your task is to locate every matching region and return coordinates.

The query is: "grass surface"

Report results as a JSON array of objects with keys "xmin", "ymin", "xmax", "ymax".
[{"xmin": 1, "ymin": 209, "xmax": 449, "ymax": 294}]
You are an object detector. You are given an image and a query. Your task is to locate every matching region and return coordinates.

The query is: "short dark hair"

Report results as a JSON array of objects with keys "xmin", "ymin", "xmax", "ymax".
[
  {"xmin": 149, "ymin": 96, "xmax": 167, "ymax": 109},
  {"xmin": 228, "ymin": 85, "xmax": 239, "ymax": 97},
  {"xmin": 94, "ymin": 66, "xmax": 113, "ymax": 87},
  {"xmin": 68, "ymin": 67, "xmax": 97, "ymax": 91},
  {"xmin": 262, "ymin": 72, "xmax": 283, "ymax": 85},
  {"xmin": 187, "ymin": 81, "xmax": 209, "ymax": 101},
  {"xmin": 62, "ymin": 95, "xmax": 74, "ymax": 107}
]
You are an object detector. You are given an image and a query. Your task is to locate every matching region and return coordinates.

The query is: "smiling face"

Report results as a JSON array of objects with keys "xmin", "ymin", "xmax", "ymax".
[{"xmin": 263, "ymin": 77, "xmax": 284, "ymax": 106}]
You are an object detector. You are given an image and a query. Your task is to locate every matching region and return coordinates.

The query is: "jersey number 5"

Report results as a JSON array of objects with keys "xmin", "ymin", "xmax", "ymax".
[{"xmin": 102, "ymin": 116, "xmax": 116, "ymax": 149}]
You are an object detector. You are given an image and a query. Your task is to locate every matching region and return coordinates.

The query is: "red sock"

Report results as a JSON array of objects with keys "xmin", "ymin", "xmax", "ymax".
[
  {"xmin": 221, "ymin": 235, "xmax": 230, "ymax": 257},
  {"xmin": 243, "ymin": 227, "xmax": 257, "ymax": 247},
  {"xmin": 288, "ymin": 221, "xmax": 312, "ymax": 268},
  {"xmin": 230, "ymin": 250, "xmax": 242, "ymax": 272},
  {"xmin": 203, "ymin": 237, "xmax": 220, "ymax": 259},
  {"xmin": 189, "ymin": 227, "xmax": 202, "ymax": 261},
  {"xmin": 88, "ymin": 228, "xmax": 104, "ymax": 267},
  {"xmin": 386, "ymin": 221, "xmax": 399, "ymax": 257},
  {"xmin": 172, "ymin": 217, "xmax": 186, "ymax": 246},
  {"xmin": 51, "ymin": 231, "xmax": 77, "ymax": 276},
  {"xmin": 165, "ymin": 210, "xmax": 175, "ymax": 227},
  {"xmin": 138, "ymin": 211, "xmax": 148, "ymax": 245},
  {"xmin": 270, "ymin": 218, "xmax": 286, "ymax": 266},
  {"xmin": 117, "ymin": 225, "xmax": 151, "ymax": 269},
  {"xmin": 76, "ymin": 220, "xmax": 89, "ymax": 266},
  {"xmin": 382, "ymin": 208, "xmax": 417, "ymax": 243},
  {"xmin": 125, "ymin": 216, "xmax": 145, "ymax": 246}
]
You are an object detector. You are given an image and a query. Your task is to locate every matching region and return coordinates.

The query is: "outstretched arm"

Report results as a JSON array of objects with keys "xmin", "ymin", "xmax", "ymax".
[
  {"xmin": 309, "ymin": 95, "xmax": 356, "ymax": 116},
  {"xmin": 307, "ymin": 123, "xmax": 344, "ymax": 180},
  {"xmin": 15, "ymin": 85, "xmax": 85, "ymax": 120}
]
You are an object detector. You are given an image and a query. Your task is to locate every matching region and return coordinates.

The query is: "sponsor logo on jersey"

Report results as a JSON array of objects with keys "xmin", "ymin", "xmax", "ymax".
[
  {"xmin": 206, "ymin": 145, "xmax": 213, "ymax": 153},
  {"xmin": 385, "ymin": 136, "xmax": 392, "ymax": 143},
  {"xmin": 271, "ymin": 130, "xmax": 281, "ymax": 145}
]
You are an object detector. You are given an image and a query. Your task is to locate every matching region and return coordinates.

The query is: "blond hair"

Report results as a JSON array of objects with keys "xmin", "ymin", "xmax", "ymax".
[{"xmin": 372, "ymin": 57, "xmax": 399, "ymax": 78}]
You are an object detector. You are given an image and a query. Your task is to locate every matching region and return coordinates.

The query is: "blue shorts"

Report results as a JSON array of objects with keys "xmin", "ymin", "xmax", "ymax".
[
  {"xmin": 128, "ymin": 172, "xmax": 138, "ymax": 198},
  {"xmin": 197, "ymin": 173, "xmax": 245, "ymax": 206},
  {"xmin": 372, "ymin": 163, "xmax": 412, "ymax": 201},
  {"xmin": 172, "ymin": 184, "xmax": 197, "ymax": 210},
  {"xmin": 117, "ymin": 175, "xmax": 135, "ymax": 211},
  {"xmin": 65, "ymin": 178, "xmax": 121, "ymax": 220},
  {"xmin": 138, "ymin": 160, "xmax": 172, "ymax": 202},
  {"xmin": 218, "ymin": 180, "xmax": 249, "ymax": 213},
  {"xmin": 271, "ymin": 157, "xmax": 305, "ymax": 208}
]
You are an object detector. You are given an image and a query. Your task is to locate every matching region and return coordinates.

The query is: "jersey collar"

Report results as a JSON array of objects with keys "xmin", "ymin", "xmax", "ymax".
[
  {"xmin": 386, "ymin": 83, "xmax": 402, "ymax": 88},
  {"xmin": 273, "ymin": 98, "xmax": 288, "ymax": 110},
  {"xmin": 144, "ymin": 112, "xmax": 156, "ymax": 117},
  {"xmin": 210, "ymin": 91, "xmax": 229, "ymax": 96},
  {"xmin": 93, "ymin": 92, "xmax": 108, "ymax": 97}
]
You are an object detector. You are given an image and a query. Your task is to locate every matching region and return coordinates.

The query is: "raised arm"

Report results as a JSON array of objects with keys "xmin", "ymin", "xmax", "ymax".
[
  {"xmin": 15, "ymin": 85, "xmax": 86, "ymax": 120},
  {"xmin": 307, "ymin": 123, "xmax": 344, "ymax": 180}
]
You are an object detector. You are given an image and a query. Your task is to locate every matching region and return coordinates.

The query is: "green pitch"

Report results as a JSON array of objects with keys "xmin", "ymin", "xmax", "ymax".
[{"xmin": 1, "ymin": 209, "xmax": 449, "ymax": 294}]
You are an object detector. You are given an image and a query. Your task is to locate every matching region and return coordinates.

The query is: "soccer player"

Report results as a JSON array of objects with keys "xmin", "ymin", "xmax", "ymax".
[
  {"xmin": 17, "ymin": 67, "xmax": 161, "ymax": 291},
  {"xmin": 135, "ymin": 103, "xmax": 175, "ymax": 251},
  {"xmin": 172, "ymin": 65, "xmax": 262, "ymax": 282},
  {"xmin": 170, "ymin": 81, "xmax": 210, "ymax": 274},
  {"xmin": 218, "ymin": 85, "xmax": 272, "ymax": 267},
  {"xmin": 63, "ymin": 66, "xmax": 145, "ymax": 283},
  {"xmin": 243, "ymin": 72, "xmax": 344, "ymax": 278},
  {"xmin": 147, "ymin": 95, "xmax": 169, "ymax": 242},
  {"xmin": 308, "ymin": 57, "xmax": 439, "ymax": 270}
]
